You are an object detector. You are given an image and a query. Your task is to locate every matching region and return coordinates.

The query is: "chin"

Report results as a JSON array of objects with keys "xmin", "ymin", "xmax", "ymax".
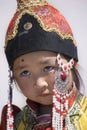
[{"xmin": 40, "ymin": 101, "xmax": 52, "ymax": 105}]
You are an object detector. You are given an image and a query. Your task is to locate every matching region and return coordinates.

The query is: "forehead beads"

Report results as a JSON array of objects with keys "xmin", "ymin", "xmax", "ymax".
[{"xmin": 57, "ymin": 54, "xmax": 74, "ymax": 81}]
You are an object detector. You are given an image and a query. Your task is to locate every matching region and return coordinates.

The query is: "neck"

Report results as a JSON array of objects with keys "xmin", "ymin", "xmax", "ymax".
[{"xmin": 39, "ymin": 104, "xmax": 52, "ymax": 115}]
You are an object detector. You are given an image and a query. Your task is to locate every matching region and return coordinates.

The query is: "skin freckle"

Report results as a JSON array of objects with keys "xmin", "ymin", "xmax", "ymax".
[{"xmin": 21, "ymin": 59, "xmax": 24, "ymax": 62}]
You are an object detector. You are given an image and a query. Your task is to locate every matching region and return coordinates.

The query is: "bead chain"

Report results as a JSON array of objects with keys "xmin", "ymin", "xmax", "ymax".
[
  {"xmin": 7, "ymin": 103, "xmax": 14, "ymax": 130},
  {"xmin": 52, "ymin": 54, "xmax": 74, "ymax": 130}
]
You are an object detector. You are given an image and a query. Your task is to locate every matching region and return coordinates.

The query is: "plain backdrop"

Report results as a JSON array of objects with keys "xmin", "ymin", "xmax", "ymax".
[{"xmin": 0, "ymin": 0, "xmax": 87, "ymax": 120}]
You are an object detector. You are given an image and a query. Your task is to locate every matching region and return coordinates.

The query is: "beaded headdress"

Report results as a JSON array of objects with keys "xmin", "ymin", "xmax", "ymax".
[{"xmin": 4, "ymin": 0, "xmax": 78, "ymax": 130}]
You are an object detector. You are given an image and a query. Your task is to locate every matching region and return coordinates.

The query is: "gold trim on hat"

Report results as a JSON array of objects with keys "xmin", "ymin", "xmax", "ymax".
[{"xmin": 17, "ymin": 0, "xmax": 47, "ymax": 8}]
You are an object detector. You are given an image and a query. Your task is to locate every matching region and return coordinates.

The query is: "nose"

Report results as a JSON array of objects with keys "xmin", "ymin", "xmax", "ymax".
[{"xmin": 33, "ymin": 77, "xmax": 48, "ymax": 89}]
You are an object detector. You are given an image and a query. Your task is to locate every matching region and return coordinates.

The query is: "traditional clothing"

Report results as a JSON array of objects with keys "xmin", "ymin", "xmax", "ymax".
[
  {"xmin": 14, "ymin": 86, "xmax": 87, "ymax": 130},
  {"xmin": 1, "ymin": 0, "xmax": 87, "ymax": 130}
]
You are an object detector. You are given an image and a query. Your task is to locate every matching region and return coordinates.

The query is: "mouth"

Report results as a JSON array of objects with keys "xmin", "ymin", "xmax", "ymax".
[
  {"xmin": 39, "ymin": 91, "xmax": 53, "ymax": 97},
  {"xmin": 39, "ymin": 93, "xmax": 50, "ymax": 97}
]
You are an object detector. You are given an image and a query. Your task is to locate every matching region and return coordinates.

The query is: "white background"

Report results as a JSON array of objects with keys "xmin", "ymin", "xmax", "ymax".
[{"xmin": 0, "ymin": 0, "xmax": 87, "ymax": 120}]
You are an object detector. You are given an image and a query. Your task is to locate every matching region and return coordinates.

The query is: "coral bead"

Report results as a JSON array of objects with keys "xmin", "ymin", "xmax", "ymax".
[{"xmin": 61, "ymin": 72, "xmax": 66, "ymax": 80}]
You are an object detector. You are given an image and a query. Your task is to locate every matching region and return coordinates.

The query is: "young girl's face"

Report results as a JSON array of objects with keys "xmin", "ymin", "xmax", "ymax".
[{"xmin": 13, "ymin": 51, "xmax": 73, "ymax": 105}]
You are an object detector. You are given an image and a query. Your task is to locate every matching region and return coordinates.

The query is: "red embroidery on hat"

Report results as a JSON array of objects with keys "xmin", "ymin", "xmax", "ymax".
[
  {"xmin": 5, "ymin": 3, "xmax": 74, "ymax": 46},
  {"xmin": 6, "ymin": 12, "xmax": 19, "ymax": 39},
  {"xmin": 31, "ymin": 5, "xmax": 73, "ymax": 38}
]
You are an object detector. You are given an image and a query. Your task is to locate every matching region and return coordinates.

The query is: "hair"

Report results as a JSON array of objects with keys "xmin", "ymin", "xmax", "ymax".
[{"xmin": 72, "ymin": 68, "xmax": 80, "ymax": 90}]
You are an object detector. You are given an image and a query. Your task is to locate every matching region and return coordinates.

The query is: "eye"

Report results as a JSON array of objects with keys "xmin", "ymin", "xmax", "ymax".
[
  {"xmin": 20, "ymin": 70, "xmax": 31, "ymax": 77},
  {"xmin": 44, "ymin": 66, "xmax": 55, "ymax": 72}
]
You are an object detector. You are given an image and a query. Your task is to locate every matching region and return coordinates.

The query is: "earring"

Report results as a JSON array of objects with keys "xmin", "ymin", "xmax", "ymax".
[
  {"xmin": 7, "ymin": 70, "xmax": 14, "ymax": 130},
  {"xmin": 52, "ymin": 54, "xmax": 74, "ymax": 130}
]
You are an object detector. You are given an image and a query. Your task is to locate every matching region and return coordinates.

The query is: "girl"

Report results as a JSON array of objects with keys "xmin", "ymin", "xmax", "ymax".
[{"xmin": 1, "ymin": 0, "xmax": 87, "ymax": 130}]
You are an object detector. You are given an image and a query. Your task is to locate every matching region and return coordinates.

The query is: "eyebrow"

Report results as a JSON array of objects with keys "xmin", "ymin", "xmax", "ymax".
[
  {"xmin": 39, "ymin": 59, "xmax": 54, "ymax": 64},
  {"xmin": 38, "ymin": 58, "xmax": 57, "ymax": 66},
  {"xmin": 13, "ymin": 65, "xmax": 27, "ymax": 71},
  {"xmin": 13, "ymin": 58, "xmax": 56, "ymax": 71}
]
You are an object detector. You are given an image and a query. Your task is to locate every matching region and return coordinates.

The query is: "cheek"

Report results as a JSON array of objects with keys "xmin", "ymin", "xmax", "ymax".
[
  {"xmin": 47, "ymin": 72, "xmax": 55, "ymax": 89},
  {"xmin": 17, "ymin": 81, "xmax": 35, "ymax": 98},
  {"xmin": 15, "ymin": 78, "xmax": 33, "ymax": 93}
]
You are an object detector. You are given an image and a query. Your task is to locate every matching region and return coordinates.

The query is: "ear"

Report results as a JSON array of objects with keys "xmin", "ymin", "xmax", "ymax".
[{"xmin": 0, "ymin": 104, "xmax": 21, "ymax": 130}]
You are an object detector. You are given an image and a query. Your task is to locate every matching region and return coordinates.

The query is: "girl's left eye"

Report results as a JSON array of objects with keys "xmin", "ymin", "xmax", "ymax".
[{"xmin": 44, "ymin": 66, "xmax": 55, "ymax": 72}]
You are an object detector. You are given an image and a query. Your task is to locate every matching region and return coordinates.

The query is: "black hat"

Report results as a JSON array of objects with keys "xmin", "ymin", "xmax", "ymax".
[{"xmin": 5, "ymin": 0, "xmax": 78, "ymax": 69}]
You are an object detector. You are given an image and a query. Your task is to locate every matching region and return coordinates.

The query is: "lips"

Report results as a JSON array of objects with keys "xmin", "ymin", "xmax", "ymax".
[
  {"xmin": 39, "ymin": 89, "xmax": 53, "ymax": 97},
  {"xmin": 40, "ymin": 93, "xmax": 50, "ymax": 97}
]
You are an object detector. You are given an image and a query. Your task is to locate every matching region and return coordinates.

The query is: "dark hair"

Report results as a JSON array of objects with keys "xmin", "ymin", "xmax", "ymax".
[{"xmin": 72, "ymin": 68, "xmax": 80, "ymax": 90}]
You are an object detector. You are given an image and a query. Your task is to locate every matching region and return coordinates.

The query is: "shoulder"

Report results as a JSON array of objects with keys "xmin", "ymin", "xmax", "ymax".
[
  {"xmin": 77, "ymin": 93, "xmax": 87, "ymax": 107},
  {"xmin": 69, "ymin": 92, "xmax": 87, "ymax": 115},
  {"xmin": 0, "ymin": 104, "xmax": 21, "ymax": 130},
  {"xmin": 75, "ymin": 93, "xmax": 87, "ymax": 129},
  {"xmin": 73, "ymin": 92, "xmax": 87, "ymax": 117}
]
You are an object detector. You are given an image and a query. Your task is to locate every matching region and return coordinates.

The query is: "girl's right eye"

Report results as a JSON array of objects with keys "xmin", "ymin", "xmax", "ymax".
[{"xmin": 20, "ymin": 70, "xmax": 31, "ymax": 77}]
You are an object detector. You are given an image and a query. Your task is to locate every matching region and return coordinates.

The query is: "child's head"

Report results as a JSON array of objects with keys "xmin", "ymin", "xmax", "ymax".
[{"xmin": 4, "ymin": 0, "xmax": 79, "ymax": 104}]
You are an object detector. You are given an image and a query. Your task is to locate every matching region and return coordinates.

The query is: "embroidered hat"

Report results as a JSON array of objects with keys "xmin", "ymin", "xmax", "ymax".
[{"xmin": 5, "ymin": 0, "xmax": 78, "ymax": 69}]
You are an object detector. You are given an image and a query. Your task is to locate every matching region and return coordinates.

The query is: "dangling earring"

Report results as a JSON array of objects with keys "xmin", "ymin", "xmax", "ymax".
[
  {"xmin": 52, "ymin": 54, "xmax": 74, "ymax": 130},
  {"xmin": 7, "ymin": 70, "xmax": 14, "ymax": 130}
]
